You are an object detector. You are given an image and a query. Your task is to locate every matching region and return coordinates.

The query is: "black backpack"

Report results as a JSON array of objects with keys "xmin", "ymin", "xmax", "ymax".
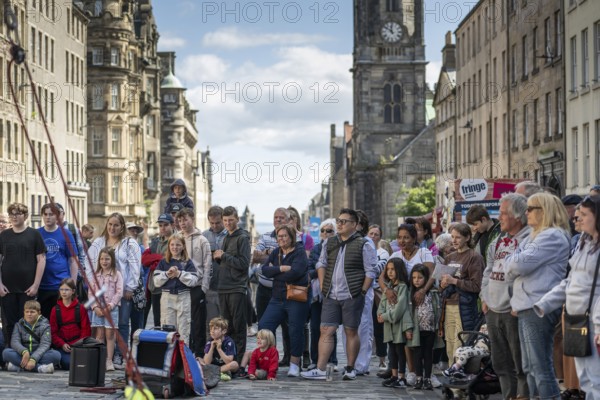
[{"xmin": 55, "ymin": 303, "xmax": 81, "ymax": 331}]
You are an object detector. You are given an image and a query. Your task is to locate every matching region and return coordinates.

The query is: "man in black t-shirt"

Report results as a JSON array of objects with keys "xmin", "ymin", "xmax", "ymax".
[{"xmin": 0, "ymin": 203, "xmax": 46, "ymax": 342}]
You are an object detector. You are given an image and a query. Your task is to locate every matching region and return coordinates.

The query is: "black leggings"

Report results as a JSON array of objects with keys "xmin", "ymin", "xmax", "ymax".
[
  {"xmin": 388, "ymin": 342, "xmax": 407, "ymax": 374},
  {"xmin": 412, "ymin": 331, "xmax": 435, "ymax": 378}
]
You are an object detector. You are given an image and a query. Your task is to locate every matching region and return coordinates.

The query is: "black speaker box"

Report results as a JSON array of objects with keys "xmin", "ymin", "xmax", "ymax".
[{"xmin": 69, "ymin": 345, "xmax": 107, "ymax": 387}]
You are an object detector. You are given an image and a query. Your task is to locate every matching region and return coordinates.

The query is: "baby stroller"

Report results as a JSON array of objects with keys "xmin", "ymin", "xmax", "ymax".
[
  {"xmin": 440, "ymin": 319, "xmax": 501, "ymax": 400},
  {"xmin": 131, "ymin": 328, "xmax": 207, "ymax": 398}
]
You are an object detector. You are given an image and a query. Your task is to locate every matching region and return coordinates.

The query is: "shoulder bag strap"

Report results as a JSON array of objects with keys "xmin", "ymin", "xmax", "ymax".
[
  {"xmin": 20, "ymin": 321, "xmax": 41, "ymax": 343},
  {"xmin": 586, "ymin": 251, "xmax": 600, "ymax": 314}
]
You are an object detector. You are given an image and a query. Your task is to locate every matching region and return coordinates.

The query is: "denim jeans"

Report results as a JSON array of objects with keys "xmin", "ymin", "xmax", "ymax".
[
  {"xmin": 2, "ymin": 348, "xmax": 61, "ymax": 368},
  {"xmin": 116, "ymin": 298, "xmax": 144, "ymax": 355},
  {"xmin": 57, "ymin": 348, "xmax": 72, "ymax": 370},
  {"xmin": 259, "ymin": 296, "xmax": 310, "ymax": 358},
  {"xmin": 517, "ymin": 308, "xmax": 561, "ymax": 399}
]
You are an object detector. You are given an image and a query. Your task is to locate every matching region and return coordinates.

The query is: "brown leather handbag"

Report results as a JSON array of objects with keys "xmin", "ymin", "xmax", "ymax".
[{"xmin": 286, "ymin": 282, "xmax": 309, "ymax": 302}]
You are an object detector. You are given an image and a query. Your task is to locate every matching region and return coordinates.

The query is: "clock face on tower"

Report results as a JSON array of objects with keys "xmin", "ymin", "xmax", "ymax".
[{"xmin": 381, "ymin": 21, "xmax": 402, "ymax": 43}]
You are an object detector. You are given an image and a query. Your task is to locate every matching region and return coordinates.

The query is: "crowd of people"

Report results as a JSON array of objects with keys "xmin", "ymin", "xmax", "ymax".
[{"xmin": 0, "ymin": 179, "xmax": 599, "ymax": 400}]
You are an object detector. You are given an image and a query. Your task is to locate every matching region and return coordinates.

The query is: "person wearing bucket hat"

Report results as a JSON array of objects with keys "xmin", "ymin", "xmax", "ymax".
[{"xmin": 141, "ymin": 213, "xmax": 175, "ymax": 328}]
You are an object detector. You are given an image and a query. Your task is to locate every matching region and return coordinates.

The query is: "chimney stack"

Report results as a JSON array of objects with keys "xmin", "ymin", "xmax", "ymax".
[{"xmin": 442, "ymin": 31, "xmax": 456, "ymax": 70}]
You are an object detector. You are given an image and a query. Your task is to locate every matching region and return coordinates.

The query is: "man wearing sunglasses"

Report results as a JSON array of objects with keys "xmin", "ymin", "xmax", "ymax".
[{"xmin": 301, "ymin": 208, "xmax": 377, "ymax": 381}]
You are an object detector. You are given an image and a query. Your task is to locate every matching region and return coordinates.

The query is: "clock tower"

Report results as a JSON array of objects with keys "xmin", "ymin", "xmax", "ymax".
[{"xmin": 349, "ymin": 0, "xmax": 433, "ymax": 235}]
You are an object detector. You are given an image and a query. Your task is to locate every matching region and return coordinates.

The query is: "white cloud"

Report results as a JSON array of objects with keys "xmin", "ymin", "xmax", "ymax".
[
  {"xmin": 180, "ymin": 45, "xmax": 352, "ymax": 225},
  {"xmin": 202, "ymin": 27, "xmax": 329, "ymax": 49},
  {"xmin": 158, "ymin": 33, "xmax": 186, "ymax": 50},
  {"xmin": 426, "ymin": 60, "xmax": 443, "ymax": 89}
]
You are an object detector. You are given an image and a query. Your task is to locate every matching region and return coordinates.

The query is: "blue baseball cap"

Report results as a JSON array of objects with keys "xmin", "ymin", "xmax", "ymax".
[{"xmin": 157, "ymin": 213, "xmax": 174, "ymax": 223}]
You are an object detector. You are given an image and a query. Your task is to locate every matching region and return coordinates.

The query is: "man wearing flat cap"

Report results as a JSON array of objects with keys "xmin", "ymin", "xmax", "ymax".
[{"xmin": 561, "ymin": 194, "xmax": 583, "ymax": 236}]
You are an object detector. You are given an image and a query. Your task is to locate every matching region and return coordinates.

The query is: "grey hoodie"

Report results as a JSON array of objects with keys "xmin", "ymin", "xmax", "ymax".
[
  {"xmin": 184, "ymin": 228, "xmax": 212, "ymax": 293},
  {"xmin": 505, "ymin": 227, "xmax": 570, "ymax": 312},
  {"xmin": 481, "ymin": 226, "xmax": 532, "ymax": 313},
  {"xmin": 535, "ymin": 240, "xmax": 600, "ymax": 329},
  {"xmin": 10, "ymin": 315, "xmax": 52, "ymax": 363}
]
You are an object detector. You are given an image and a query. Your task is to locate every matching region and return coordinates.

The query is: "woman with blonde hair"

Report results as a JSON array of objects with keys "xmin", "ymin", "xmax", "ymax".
[
  {"xmin": 535, "ymin": 195, "xmax": 600, "ymax": 400},
  {"xmin": 88, "ymin": 212, "xmax": 141, "ymax": 369},
  {"xmin": 505, "ymin": 192, "xmax": 571, "ymax": 400}
]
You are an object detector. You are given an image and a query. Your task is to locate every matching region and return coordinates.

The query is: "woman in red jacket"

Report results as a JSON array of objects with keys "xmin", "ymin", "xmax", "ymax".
[{"xmin": 50, "ymin": 278, "xmax": 91, "ymax": 369}]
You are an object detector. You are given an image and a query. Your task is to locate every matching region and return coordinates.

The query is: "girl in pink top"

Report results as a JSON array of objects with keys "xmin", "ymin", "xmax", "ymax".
[{"xmin": 89, "ymin": 247, "xmax": 123, "ymax": 371}]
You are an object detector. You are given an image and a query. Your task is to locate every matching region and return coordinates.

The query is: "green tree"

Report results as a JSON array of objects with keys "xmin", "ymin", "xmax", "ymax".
[{"xmin": 396, "ymin": 176, "xmax": 436, "ymax": 217}]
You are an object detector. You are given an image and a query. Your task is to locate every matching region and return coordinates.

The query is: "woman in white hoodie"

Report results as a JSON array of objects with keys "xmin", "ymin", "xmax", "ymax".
[
  {"xmin": 535, "ymin": 195, "xmax": 600, "ymax": 400},
  {"xmin": 504, "ymin": 193, "xmax": 571, "ymax": 400}
]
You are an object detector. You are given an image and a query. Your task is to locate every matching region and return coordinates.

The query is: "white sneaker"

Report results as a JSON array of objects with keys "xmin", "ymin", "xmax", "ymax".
[
  {"xmin": 300, "ymin": 368, "xmax": 327, "ymax": 380},
  {"xmin": 247, "ymin": 326, "xmax": 257, "ymax": 337},
  {"xmin": 106, "ymin": 360, "xmax": 115, "ymax": 371},
  {"xmin": 287, "ymin": 363, "xmax": 300, "ymax": 377},
  {"xmin": 7, "ymin": 362, "xmax": 20, "ymax": 372},
  {"xmin": 306, "ymin": 363, "xmax": 317, "ymax": 371},
  {"xmin": 37, "ymin": 363, "xmax": 54, "ymax": 374},
  {"xmin": 342, "ymin": 369, "xmax": 356, "ymax": 380},
  {"xmin": 430, "ymin": 374, "xmax": 442, "ymax": 388},
  {"xmin": 406, "ymin": 372, "xmax": 417, "ymax": 386}
]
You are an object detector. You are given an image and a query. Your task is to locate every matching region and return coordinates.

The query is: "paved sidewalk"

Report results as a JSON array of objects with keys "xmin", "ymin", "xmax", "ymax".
[{"xmin": 0, "ymin": 326, "xmax": 502, "ymax": 399}]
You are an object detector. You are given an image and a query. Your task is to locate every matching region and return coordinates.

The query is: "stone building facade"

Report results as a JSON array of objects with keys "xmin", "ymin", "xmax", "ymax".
[
  {"xmin": 441, "ymin": 0, "xmax": 566, "ymax": 203},
  {"xmin": 564, "ymin": 0, "xmax": 600, "ymax": 193},
  {"xmin": 0, "ymin": 1, "xmax": 88, "ymax": 227},
  {"xmin": 433, "ymin": 32, "xmax": 457, "ymax": 207},
  {"xmin": 349, "ymin": 0, "xmax": 435, "ymax": 237},
  {"xmin": 158, "ymin": 52, "xmax": 210, "ymax": 230},
  {"xmin": 83, "ymin": 0, "xmax": 161, "ymax": 229}
]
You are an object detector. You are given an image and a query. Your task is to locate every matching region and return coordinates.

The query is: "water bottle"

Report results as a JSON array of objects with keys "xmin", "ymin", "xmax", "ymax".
[{"xmin": 326, "ymin": 364, "xmax": 334, "ymax": 382}]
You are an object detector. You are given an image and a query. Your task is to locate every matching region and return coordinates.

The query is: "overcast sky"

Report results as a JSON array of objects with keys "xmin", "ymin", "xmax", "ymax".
[{"xmin": 152, "ymin": 0, "xmax": 475, "ymax": 233}]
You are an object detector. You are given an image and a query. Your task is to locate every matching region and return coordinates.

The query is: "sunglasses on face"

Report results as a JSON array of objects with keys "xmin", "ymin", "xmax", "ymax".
[
  {"xmin": 526, "ymin": 206, "xmax": 542, "ymax": 213},
  {"xmin": 336, "ymin": 218, "xmax": 356, "ymax": 225},
  {"xmin": 321, "ymin": 229, "xmax": 334, "ymax": 233}
]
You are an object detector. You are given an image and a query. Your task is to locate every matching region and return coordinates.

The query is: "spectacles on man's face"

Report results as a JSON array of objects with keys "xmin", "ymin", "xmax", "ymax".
[
  {"xmin": 526, "ymin": 206, "xmax": 542, "ymax": 213},
  {"xmin": 571, "ymin": 216, "xmax": 580, "ymax": 222},
  {"xmin": 9, "ymin": 212, "xmax": 24, "ymax": 217},
  {"xmin": 321, "ymin": 228, "xmax": 334, "ymax": 233},
  {"xmin": 336, "ymin": 218, "xmax": 356, "ymax": 226}
]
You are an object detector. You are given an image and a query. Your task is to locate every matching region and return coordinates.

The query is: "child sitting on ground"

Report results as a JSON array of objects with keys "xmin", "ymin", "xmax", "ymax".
[
  {"xmin": 50, "ymin": 278, "xmax": 91, "ymax": 370},
  {"xmin": 2, "ymin": 300, "xmax": 61, "ymax": 373},
  {"xmin": 443, "ymin": 324, "xmax": 490, "ymax": 379},
  {"xmin": 238, "ymin": 329, "xmax": 279, "ymax": 381},
  {"xmin": 201, "ymin": 317, "xmax": 239, "ymax": 381}
]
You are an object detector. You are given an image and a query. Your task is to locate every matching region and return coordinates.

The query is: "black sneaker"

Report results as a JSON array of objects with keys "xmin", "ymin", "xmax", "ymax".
[
  {"xmin": 377, "ymin": 369, "xmax": 392, "ymax": 379},
  {"xmin": 382, "ymin": 376, "xmax": 398, "ymax": 387},
  {"xmin": 279, "ymin": 356, "xmax": 290, "ymax": 367},
  {"xmin": 236, "ymin": 369, "xmax": 248, "ymax": 379},
  {"xmin": 423, "ymin": 378, "xmax": 434, "ymax": 390},
  {"xmin": 391, "ymin": 377, "xmax": 408, "ymax": 388},
  {"xmin": 452, "ymin": 370, "xmax": 467, "ymax": 380},
  {"xmin": 414, "ymin": 377, "xmax": 423, "ymax": 390}
]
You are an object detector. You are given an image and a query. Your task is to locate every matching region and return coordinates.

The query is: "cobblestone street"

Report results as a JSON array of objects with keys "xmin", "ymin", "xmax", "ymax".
[{"xmin": 0, "ymin": 327, "xmax": 486, "ymax": 400}]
